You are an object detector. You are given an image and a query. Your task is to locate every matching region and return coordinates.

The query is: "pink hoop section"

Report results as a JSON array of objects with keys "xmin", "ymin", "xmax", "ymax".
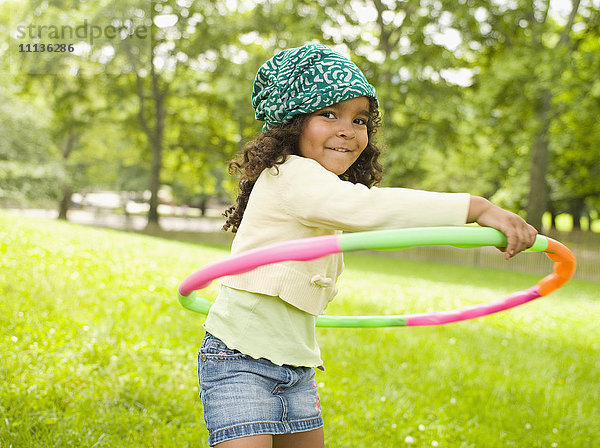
[
  {"xmin": 404, "ymin": 286, "xmax": 541, "ymax": 326},
  {"xmin": 178, "ymin": 234, "xmax": 341, "ymax": 296}
]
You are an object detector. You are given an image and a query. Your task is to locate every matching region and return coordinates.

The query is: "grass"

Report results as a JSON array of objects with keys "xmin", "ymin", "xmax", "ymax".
[{"xmin": 1, "ymin": 211, "xmax": 599, "ymax": 447}]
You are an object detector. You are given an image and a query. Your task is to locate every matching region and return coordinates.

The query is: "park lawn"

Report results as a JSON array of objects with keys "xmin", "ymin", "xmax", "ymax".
[{"xmin": 1, "ymin": 211, "xmax": 599, "ymax": 447}]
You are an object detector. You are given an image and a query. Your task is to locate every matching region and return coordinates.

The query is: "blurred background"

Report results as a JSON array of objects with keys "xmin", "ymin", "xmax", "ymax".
[{"xmin": 1, "ymin": 0, "xmax": 599, "ymax": 276}]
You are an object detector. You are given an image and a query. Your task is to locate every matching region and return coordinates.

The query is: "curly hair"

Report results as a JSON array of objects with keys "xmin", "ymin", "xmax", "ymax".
[{"xmin": 222, "ymin": 96, "xmax": 384, "ymax": 233}]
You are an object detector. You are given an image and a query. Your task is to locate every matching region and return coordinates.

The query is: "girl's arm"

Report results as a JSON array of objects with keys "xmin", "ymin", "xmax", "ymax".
[
  {"xmin": 467, "ymin": 196, "xmax": 538, "ymax": 259},
  {"xmin": 276, "ymin": 157, "xmax": 471, "ymax": 231}
]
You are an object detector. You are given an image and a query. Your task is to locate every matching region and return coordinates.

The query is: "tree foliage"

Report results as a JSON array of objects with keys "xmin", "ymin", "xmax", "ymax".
[
  {"xmin": 0, "ymin": 0, "xmax": 598, "ymax": 231},
  {"xmin": 0, "ymin": 90, "xmax": 64, "ymax": 204}
]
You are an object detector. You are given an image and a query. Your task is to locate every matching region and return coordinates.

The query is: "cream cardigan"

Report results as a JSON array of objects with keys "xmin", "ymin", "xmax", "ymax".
[{"xmin": 221, "ymin": 155, "xmax": 470, "ymax": 315}]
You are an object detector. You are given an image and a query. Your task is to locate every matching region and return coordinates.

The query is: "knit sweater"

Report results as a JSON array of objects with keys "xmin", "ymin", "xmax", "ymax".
[{"xmin": 221, "ymin": 155, "xmax": 470, "ymax": 315}]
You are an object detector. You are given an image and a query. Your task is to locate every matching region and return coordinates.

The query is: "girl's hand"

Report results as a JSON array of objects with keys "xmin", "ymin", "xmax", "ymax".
[{"xmin": 467, "ymin": 196, "xmax": 538, "ymax": 260}]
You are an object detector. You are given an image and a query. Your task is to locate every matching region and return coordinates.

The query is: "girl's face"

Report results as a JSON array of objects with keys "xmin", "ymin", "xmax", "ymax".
[{"xmin": 298, "ymin": 96, "xmax": 370, "ymax": 175}]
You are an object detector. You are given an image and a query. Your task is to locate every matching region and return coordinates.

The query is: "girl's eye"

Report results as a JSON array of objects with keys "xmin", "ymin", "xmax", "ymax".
[
  {"xmin": 319, "ymin": 111, "xmax": 335, "ymax": 119},
  {"xmin": 354, "ymin": 118, "xmax": 367, "ymax": 125}
]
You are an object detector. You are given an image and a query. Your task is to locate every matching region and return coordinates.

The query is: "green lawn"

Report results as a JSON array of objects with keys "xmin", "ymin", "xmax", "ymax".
[{"xmin": 1, "ymin": 212, "xmax": 599, "ymax": 447}]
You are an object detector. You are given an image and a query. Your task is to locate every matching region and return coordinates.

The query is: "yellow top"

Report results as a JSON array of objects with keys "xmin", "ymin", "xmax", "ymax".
[{"xmin": 203, "ymin": 285, "xmax": 322, "ymax": 368}]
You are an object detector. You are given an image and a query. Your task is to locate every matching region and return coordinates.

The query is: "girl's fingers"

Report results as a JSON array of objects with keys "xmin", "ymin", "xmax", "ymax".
[
  {"xmin": 504, "ymin": 230, "xmax": 516, "ymax": 259},
  {"xmin": 504, "ymin": 223, "xmax": 538, "ymax": 259},
  {"xmin": 476, "ymin": 204, "xmax": 538, "ymax": 260},
  {"xmin": 505, "ymin": 242, "xmax": 514, "ymax": 259}
]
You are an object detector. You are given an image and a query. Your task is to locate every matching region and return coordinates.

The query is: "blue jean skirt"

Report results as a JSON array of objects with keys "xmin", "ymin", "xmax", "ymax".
[{"xmin": 198, "ymin": 332, "xmax": 323, "ymax": 446}]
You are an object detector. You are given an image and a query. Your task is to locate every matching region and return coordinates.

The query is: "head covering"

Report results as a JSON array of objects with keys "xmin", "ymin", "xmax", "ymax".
[{"xmin": 252, "ymin": 43, "xmax": 378, "ymax": 132}]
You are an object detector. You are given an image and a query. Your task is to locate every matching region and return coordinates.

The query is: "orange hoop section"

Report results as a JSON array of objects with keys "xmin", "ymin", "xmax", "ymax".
[{"xmin": 538, "ymin": 238, "xmax": 577, "ymax": 296}]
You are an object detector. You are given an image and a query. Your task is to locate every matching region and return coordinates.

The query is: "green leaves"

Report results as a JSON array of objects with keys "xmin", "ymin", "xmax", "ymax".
[
  {"xmin": 0, "ymin": 91, "xmax": 64, "ymax": 203},
  {"xmin": 1, "ymin": 0, "xmax": 598, "ymax": 226}
]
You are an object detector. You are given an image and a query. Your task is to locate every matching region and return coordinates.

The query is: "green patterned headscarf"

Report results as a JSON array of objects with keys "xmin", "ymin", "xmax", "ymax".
[{"xmin": 252, "ymin": 43, "xmax": 378, "ymax": 132}]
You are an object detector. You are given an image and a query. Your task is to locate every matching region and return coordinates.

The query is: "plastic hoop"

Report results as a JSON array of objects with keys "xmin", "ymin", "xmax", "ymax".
[{"xmin": 177, "ymin": 227, "xmax": 576, "ymax": 327}]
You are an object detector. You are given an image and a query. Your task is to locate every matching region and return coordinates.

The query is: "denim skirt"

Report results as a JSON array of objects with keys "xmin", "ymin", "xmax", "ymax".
[{"xmin": 198, "ymin": 332, "xmax": 323, "ymax": 446}]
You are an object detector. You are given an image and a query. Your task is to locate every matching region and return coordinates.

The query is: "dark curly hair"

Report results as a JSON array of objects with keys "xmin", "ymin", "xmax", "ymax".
[{"xmin": 222, "ymin": 96, "xmax": 384, "ymax": 233}]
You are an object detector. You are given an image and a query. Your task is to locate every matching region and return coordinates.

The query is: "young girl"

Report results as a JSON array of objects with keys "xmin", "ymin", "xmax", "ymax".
[{"xmin": 198, "ymin": 43, "xmax": 537, "ymax": 448}]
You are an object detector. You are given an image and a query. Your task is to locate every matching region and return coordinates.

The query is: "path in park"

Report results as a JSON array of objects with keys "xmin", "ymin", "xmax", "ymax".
[
  {"xmin": 7, "ymin": 208, "xmax": 599, "ymax": 280},
  {"xmin": 7, "ymin": 208, "xmax": 225, "ymax": 233}
]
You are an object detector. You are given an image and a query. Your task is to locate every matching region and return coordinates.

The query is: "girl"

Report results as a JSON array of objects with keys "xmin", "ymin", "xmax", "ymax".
[{"xmin": 198, "ymin": 43, "xmax": 537, "ymax": 448}]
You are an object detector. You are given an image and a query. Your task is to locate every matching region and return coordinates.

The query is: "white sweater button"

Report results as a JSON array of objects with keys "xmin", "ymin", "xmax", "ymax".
[{"xmin": 310, "ymin": 275, "xmax": 333, "ymax": 287}]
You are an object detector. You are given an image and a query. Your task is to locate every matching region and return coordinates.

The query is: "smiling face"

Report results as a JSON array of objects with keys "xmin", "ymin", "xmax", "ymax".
[{"xmin": 298, "ymin": 96, "xmax": 370, "ymax": 175}]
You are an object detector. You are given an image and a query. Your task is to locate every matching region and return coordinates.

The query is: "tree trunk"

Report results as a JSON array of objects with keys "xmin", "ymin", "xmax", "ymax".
[
  {"xmin": 548, "ymin": 201, "xmax": 557, "ymax": 230},
  {"xmin": 56, "ymin": 132, "xmax": 76, "ymax": 221},
  {"xmin": 526, "ymin": 92, "xmax": 551, "ymax": 232},
  {"xmin": 132, "ymin": 28, "xmax": 168, "ymax": 231},
  {"xmin": 147, "ymin": 136, "xmax": 162, "ymax": 227},
  {"xmin": 145, "ymin": 40, "xmax": 165, "ymax": 230},
  {"xmin": 58, "ymin": 185, "xmax": 72, "ymax": 220},
  {"xmin": 199, "ymin": 196, "xmax": 208, "ymax": 217},
  {"xmin": 127, "ymin": 7, "xmax": 169, "ymax": 232},
  {"xmin": 146, "ymin": 77, "xmax": 165, "ymax": 228},
  {"xmin": 570, "ymin": 196, "xmax": 586, "ymax": 231}
]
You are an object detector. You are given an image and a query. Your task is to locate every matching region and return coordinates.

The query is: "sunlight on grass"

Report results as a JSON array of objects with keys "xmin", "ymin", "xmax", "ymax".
[{"xmin": 1, "ymin": 212, "xmax": 599, "ymax": 447}]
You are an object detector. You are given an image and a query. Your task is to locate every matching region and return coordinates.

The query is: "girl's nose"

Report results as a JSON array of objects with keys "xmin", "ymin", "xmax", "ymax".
[{"xmin": 336, "ymin": 122, "xmax": 355, "ymax": 139}]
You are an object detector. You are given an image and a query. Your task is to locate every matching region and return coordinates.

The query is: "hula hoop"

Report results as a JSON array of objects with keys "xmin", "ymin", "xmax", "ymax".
[{"xmin": 177, "ymin": 227, "xmax": 576, "ymax": 327}]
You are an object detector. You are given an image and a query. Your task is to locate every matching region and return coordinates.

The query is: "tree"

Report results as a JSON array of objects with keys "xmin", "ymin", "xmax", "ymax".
[
  {"xmin": 0, "ymin": 90, "xmax": 64, "ymax": 205},
  {"xmin": 549, "ymin": 7, "xmax": 600, "ymax": 229},
  {"xmin": 525, "ymin": 0, "xmax": 581, "ymax": 231},
  {"xmin": 460, "ymin": 0, "xmax": 585, "ymax": 230}
]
